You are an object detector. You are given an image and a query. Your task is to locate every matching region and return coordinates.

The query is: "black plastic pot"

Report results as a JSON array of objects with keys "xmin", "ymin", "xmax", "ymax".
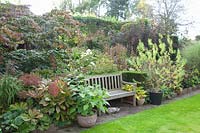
[{"xmin": 149, "ymin": 92, "xmax": 163, "ymax": 105}]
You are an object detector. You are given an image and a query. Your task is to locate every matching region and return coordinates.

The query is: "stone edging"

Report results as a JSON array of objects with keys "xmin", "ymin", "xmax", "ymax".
[
  {"xmin": 162, "ymin": 85, "xmax": 200, "ymax": 101},
  {"xmin": 181, "ymin": 85, "xmax": 200, "ymax": 95}
]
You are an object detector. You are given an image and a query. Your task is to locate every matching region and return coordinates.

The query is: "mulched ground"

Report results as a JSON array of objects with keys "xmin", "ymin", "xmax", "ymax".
[{"xmin": 55, "ymin": 89, "xmax": 200, "ymax": 133}]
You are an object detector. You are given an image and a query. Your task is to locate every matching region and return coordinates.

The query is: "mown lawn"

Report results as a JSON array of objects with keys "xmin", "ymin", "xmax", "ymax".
[{"xmin": 83, "ymin": 94, "xmax": 200, "ymax": 133}]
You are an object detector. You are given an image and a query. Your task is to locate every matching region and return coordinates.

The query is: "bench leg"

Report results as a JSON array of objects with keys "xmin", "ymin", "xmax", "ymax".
[
  {"xmin": 133, "ymin": 95, "xmax": 136, "ymax": 107},
  {"xmin": 120, "ymin": 98, "xmax": 124, "ymax": 103}
]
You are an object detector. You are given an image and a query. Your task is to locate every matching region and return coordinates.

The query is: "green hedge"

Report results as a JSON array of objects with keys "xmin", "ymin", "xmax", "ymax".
[
  {"xmin": 182, "ymin": 41, "xmax": 200, "ymax": 71},
  {"xmin": 122, "ymin": 71, "xmax": 147, "ymax": 83},
  {"xmin": 73, "ymin": 16, "xmax": 123, "ymax": 33}
]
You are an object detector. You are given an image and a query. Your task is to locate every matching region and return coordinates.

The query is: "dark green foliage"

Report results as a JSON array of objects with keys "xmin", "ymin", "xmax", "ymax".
[
  {"xmin": 0, "ymin": 75, "xmax": 23, "ymax": 108},
  {"xmin": 0, "ymin": 55, "xmax": 5, "ymax": 74},
  {"xmin": 0, "ymin": 102, "xmax": 51, "ymax": 133},
  {"xmin": 2, "ymin": 49, "xmax": 69, "ymax": 73},
  {"xmin": 0, "ymin": 103, "xmax": 32, "ymax": 133},
  {"xmin": 3, "ymin": 50, "xmax": 51, "ymax": 73},
  {"xmin": 122, "ymin": 71, "xmax": 147, "ymax": 83},
  {"xmin": 182, "ymin": 68, "xmax": 200, "ymax": 88},
  {"xmin": 33, "ymin": 69, "xmax": 55, "ymax": 79},
  {"xmin": 161, "ymin": 87, "xmax": 176, "ymax": 99}
]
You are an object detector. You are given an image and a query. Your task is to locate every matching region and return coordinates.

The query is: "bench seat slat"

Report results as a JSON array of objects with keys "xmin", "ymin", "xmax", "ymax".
[
  {"xmin": 105, "ymin": 76, "xmax": 108, "ymax": 90},
  {"xmin": 111, "ymin": 76, "xmax": 114, "ymax": 90},
  {"xmin": 106, "ymin": 90, "xmax": 135, "ymax": 101},
  {"xmin": 102, "ymin": 77, "xmax": 105, "ymax": 88},
  {"xmin": 118, "ymin": 75, "xmax": 121, "ymax": 89}
]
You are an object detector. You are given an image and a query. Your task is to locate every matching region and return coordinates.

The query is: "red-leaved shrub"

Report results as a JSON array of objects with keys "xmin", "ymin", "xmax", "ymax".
[
  {"xmin": 48, "ymin": 80, "xmax": 60, "ymax": 97},
  {"xmin": 19, "ymin": 73, "xmax": 41, "ymax": 87}
]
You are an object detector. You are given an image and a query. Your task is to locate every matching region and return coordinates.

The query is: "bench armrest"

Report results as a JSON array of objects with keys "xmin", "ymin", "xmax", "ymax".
[
  {"xmin": 122, "ymin": 81, "xmax": 137, "ymax": 86},
  {"xmin": 122, "ymin": 81, "xmax": 137, "ymax": 91}
]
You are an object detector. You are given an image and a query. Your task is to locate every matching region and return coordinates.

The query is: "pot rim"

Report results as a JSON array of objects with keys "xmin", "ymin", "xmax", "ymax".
[
  {"xmin": 78, "ymin": 113, "xmax": 97, "ymax": 117},
  {"xmin": 149, "ymin": 91, "xmax": 163, "ymax": 94}
]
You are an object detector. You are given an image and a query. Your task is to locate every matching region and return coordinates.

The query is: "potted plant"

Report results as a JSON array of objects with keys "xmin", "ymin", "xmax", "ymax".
[
  {"xmin": 122, "ymin": 84, "xmax": 137, "ymax": 104},
  {"xmin": 146, "ymin": 69, "xmax": 163, "ymax": 105},
  {"xmin": 122, "ymin": 84, "xmax": 134, "ymax": 91},
  {"xmin": 136, "ymin": 87, "xmax": 147, "ymax": 106},
  {"xmin": 148, "ymin": 86, "xmax": 163, "ymax": 105},
  {"xmin": 72, "ymin": 85, "xmax": 109, "ymax": 128}
]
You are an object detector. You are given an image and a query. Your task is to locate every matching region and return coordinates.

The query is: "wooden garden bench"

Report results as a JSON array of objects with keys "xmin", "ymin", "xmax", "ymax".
[{"xmin": 85, "ymin": 74, "xmax": 136, "ymax": 106}]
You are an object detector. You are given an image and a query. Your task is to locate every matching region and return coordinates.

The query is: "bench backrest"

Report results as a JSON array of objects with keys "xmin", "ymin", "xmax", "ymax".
[{"xmin": 85, "ymin": 74, "xmax": 122, "ymax": 91}]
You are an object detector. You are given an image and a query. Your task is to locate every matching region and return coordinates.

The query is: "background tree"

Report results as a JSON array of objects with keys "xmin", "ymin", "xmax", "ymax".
[
  {"xmin": 106, "ymin": 0, "xmax": 130, "ymax": 20},
  {"xmin": 154, "ymin": 0, "xmax": 185, "ymax": 35},
  {"xmin": 60, "ymin": 0, "xmax": 104, "ymax": 16},
  {"xmin": 131, "ymin": 0, "xmax": 154, "ymax": 19},
  {"xmin": 75, "ymin": 0, "xmax": 103, "ymax": 16},
  {"xmin": 59, "ymin": 0, "xmax": 75, "ymax": 13}
]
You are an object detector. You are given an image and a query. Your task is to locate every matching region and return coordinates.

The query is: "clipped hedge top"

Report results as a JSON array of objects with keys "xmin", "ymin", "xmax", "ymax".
[
  {"xmin": 73, "ymin": 16, "xmax": 124, "ymax": 33},
  {"xmin": 122, "ymin": 71, "xmax": 147, "ymax": 83},
  {"xmin": 122, "ymin": 71, "xmax": 147, "ymax": 75}
]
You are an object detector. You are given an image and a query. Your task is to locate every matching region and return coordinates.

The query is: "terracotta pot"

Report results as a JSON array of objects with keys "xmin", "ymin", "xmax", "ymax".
[
  {"xmin": 77, "ymin": 114, "xmax": 97, "ymax": 128},
  {"xmin": 137, "ymin": 98, "xmax": 145, "ymax": 106}
]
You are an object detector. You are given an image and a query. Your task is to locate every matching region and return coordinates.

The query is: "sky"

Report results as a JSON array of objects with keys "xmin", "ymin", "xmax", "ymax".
[
  {"xmin": 183, "ymin": 0, "xmax": 200, "ymax": 39},
  {"xmin": 2, "ymin": 0, "xmax": 200, "ymax": 39}
]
